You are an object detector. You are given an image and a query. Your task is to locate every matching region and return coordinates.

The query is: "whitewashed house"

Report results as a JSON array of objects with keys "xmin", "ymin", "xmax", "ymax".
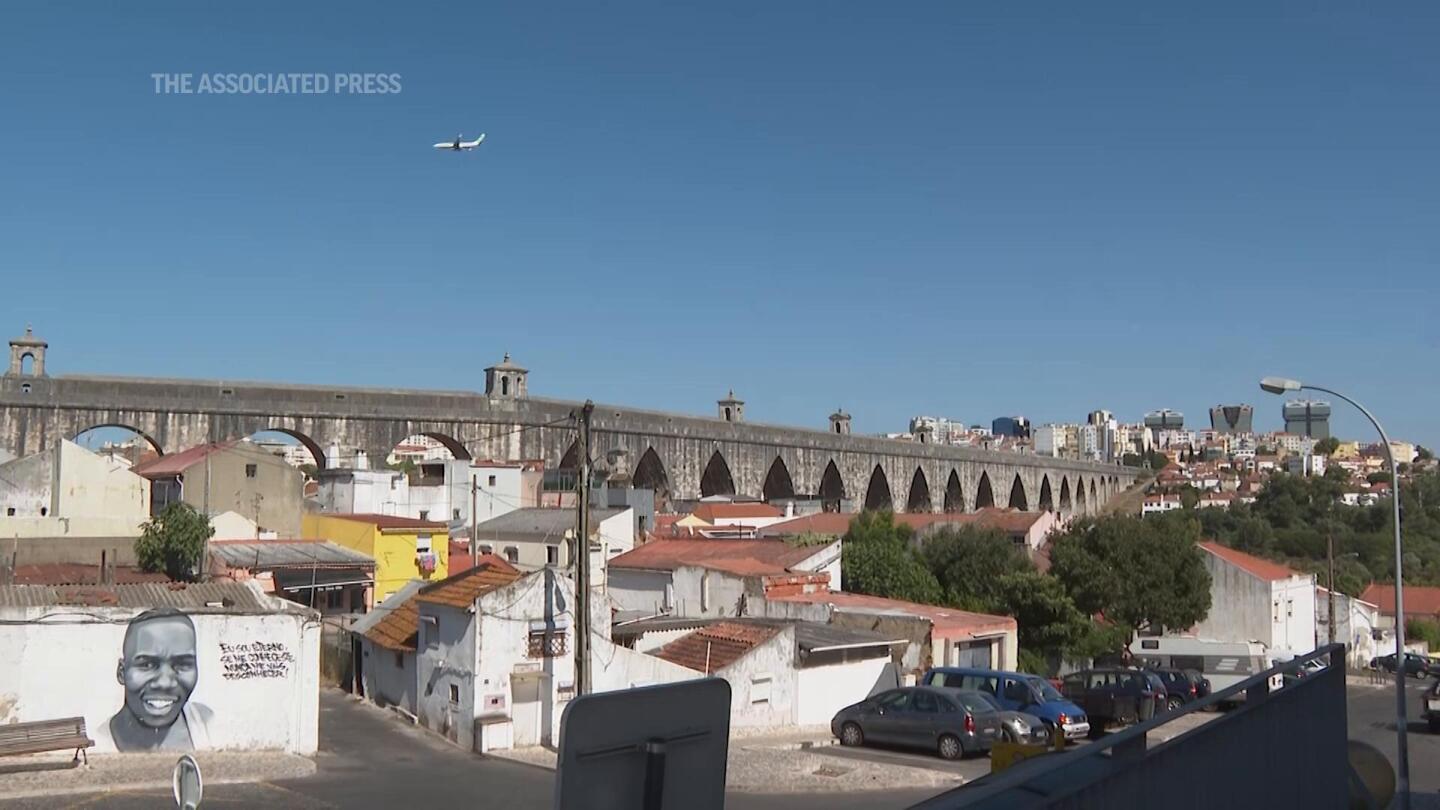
[{"xmin": 1191, "ymin": 542, "xmax": 1317, "ymax": 660}]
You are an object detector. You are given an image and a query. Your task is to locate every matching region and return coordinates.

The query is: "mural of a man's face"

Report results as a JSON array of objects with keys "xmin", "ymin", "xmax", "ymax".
[{"xmin": 116, "ymin": 614, "xmax": 198, "ymax": 729}]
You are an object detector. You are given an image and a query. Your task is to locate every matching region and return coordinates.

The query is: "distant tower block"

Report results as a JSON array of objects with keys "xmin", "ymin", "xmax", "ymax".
[
  {"xmin": 829, "ymin": 408, "xmax": 852, "ymax": 435},
  {"xmin": 718, "ymin": 390, "xmax": 745, "ymax": 423},
  {"xmin": 1210, "ymin": 404, "xmax": 1254, "ymax": 434},
  {"xmin": 7, "ymin": 325, "xmax": 47, "ymax": 377},
  {"xmin": 484, "ymin": 353, "xmax": 528, "ymax": 399}
]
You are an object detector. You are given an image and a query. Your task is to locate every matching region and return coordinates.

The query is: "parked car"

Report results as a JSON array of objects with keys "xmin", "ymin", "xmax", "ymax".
[
  {"xmin": 831, "ymin": 686, "xmax": 1003, "ymax": 760},
  {"xmin": 1370, "ymin": 652, "xmax": 1434, "ymax": 678},
  {"xmin": 922, "ymin": 667, "xmax": 1090, "ymax": 741},
  {"xmin": 972, "ymin": 692, "xmax": 1049, "ymax": 744},
  {"xmin": 1060, "ymin": 668, "xmax": 1162, "ymax": 734},
  {"xmin": 1183, "ymin": 669, "xmax": 1213, "ymax": 699},
  {"xmin": 1145, "ymin": 667, "xmax": 1200, "ymax": 711},
  {"xmin": 1424, "ymin": 680, "xmax": 1440, "ymax": 733}
]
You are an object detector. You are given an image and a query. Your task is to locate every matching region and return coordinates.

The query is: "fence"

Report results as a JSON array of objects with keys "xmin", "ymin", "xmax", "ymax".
[{"xmin": 320, "ymin": 618, "xmax": 355, "ymax": 690}]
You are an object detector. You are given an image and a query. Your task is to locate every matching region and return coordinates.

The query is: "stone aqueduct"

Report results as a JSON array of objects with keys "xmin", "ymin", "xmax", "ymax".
[{"xmin": 1, "ymin": 334, "xmax": 1137, "ymax": 515}]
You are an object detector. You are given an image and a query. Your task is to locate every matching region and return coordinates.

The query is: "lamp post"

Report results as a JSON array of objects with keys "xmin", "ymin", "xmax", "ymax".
[{"xmin": 1260, "ymin": 376, "xmax": 1408, "ymax": 808}]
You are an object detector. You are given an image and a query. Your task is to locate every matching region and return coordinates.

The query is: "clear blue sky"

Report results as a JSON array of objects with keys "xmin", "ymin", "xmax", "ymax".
[{"xmin": 2, "ymin": 2, "xmax": 1436, "ymax": 447}]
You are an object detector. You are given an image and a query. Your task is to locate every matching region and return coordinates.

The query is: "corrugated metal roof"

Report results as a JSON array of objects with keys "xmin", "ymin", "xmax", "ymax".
[
  {"xmin": 793, "ymin": 622, "xmax": 904, "ymax": 653},
  {"xmin": 0, "ymin": 580, "xmax": 308, "ymax": 613},
  {"xmin": 473, "ymin": 507, "xmax": 626, "ymax": 537},
  {"xmin": 210, "ymin": 540, "xmax": 375, "ymax": 569}
]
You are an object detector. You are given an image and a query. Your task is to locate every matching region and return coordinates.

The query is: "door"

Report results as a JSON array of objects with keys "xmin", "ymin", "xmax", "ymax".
[
  {"xmin": 955, "ymin": 641, "xmax": 993, "ymax": 668},
  {"xmin": 900, "ymin": 689, "xmax": 944, "ymax": 747},
  {"xmin": 998, "ymin": 676, "xmax": 1032, "ymax": 712},
  {"xmin": 864, "ymin": 690, "xmax": 912, "ymax": 744},
  {"xmin": 511, "ymin": 676, "xmax": 542, "ymax": 748}
]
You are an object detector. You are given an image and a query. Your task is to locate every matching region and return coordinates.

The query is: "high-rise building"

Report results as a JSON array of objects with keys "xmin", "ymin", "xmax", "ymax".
[
  {"xmin": 1283, "ymin": 400, "xmax": 1332, "ymax": 440},
  {"xmin": 1209, "ymin": 404, "xmax": 1254, "ymax": 435},
  {"xmin": 1143, "ymin": 409, "xmax": 1185, "ymax": 431},
  {"xmin": 1087, "ymin": 410, "xmax": 1114, "ymax": 427},
  {"xmin": 992, "ymin": 416, "xmax": 1030, "ymax": 439}
]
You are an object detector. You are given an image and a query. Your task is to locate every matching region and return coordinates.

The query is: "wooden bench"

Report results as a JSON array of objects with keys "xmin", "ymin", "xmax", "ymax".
[{"xmin": 0, "ymin": 717, "xmax": 94, "ymax": 764}]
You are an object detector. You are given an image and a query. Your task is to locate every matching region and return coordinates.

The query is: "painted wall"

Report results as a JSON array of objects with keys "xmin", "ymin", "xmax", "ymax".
[
  {"xmin": 1191, "ymin": 554, "xmax": 1273, "ymax": 647},
  {"xmin": 415, "ymin": 601, "xmax": 477, "ymax": 750},
  {"xmin": 179, "ymin": 445, "xmax": 303, "ymax": 537},
  {"xmin": 1270, "ymin": 575, "xmax": 1317, "ymax": 658},
  {"xmin": 794, "ymin": 655, "xmax": 891, "ymax": 725},
  {"xmin": 0, "ymin": 440, "xmax": 149, "ymax": 534},
  {"xmin": 0, "ymin": 604, "xmax": 319, "ymax": 754},
  {"xmin": 359, "ymin": 638, "xmax": 416, "ymax": 715},
  {"xmin": 592, "ymin": 638, "xmax": 700, "ymax": 690},
  {"xmin": 671, "ymin": 565, "xmax": 750, "ymax": 618},
  {"xmin": 474, "ymin": 570, "xmax": 576, "ymax": 751},
  {"xmin": 715, "ymin": 626, "xmax": 797, "ymax": 728},
  {"xmin": 608, "ymin": 568, "xmax": 672, "ymax": 614},
  {"xmin": 305, "ymin": 514, "xmax": 448, "ymax": 602}
]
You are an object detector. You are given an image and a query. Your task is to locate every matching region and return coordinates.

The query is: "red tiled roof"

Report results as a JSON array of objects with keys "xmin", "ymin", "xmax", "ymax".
[
  {"xmin": 653, "ymin": 621, "xmax": 781, "ymax": 673},
  {"xmin": 12, "ymin": 564, "xmax": 171, "ymax": 586},
  {"xmin": 325, "ymin": 513, "xmax": 449, "ymax": 531},
  {"xmin": 768, "ymin": 590, "xmax": 1016, "ymax": 639},
  {"xmin": 131, "ymin": 442, "xmax": 237, "ymax": 477},
  {"xmin": 1360, "ymin": 584, "xmax": 1440, "ymax": 619},
  {"xmin": 608, "ymin": 539, "xmax": 824, "ymax": 575},
  {"xmin": 1198, "ymin": 541, "xmax": 1302, "ymax": 582},
  {"xmin": 691, "ymin": 502, "xmax": 784, "ymax": 522},
  {"xmin": 364, "ymin": 595, "xmax": 420, "ymax": 651},
  {"xmin": 416, "ymin": 556, "xmax": 522, "ymax": 609}
]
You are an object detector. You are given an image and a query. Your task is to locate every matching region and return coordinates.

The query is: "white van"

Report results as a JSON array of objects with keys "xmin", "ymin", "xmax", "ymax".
[{"xmin": 1128, "ymin": 637, "xmax": 1274, "ymax": 694}]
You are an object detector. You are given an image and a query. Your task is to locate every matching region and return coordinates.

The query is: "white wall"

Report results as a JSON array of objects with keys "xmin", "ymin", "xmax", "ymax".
[
  {"xmin": 360, "ymin": 638, "xmax": 417, "ymax": 716},
  {"xmin": 1270, "ymin": 575, "xmax": 1317, "ymax": 658},
  {"xmin": 608, "ymin": 568, "xmax": 673, "ymax": 614},
  {"xmin": 672, "ymin": 566, "xmax": 750, "ymax": 618},
  {"xmin": 1191, "ymin": 554, "xmax": 1274, "ymax": 645},
  {"xmin": 716, "ymin": 627, "xmax": 796, "ymax": 729},
  {"xmin": 795, "ymin": 656, "xmax": 891, "ymax": 725},
  {"xmin": 474, "ymin": 570, "xmax": 576, "ymax": 750},
  {"xmin": 591, "ymin": 638, "xmax": 700, "ymax": 691},
  {"xmin": 415, "ymin": 602, "xmax": 477, "ymax": 749},
  {"xmin": 0, "ymin": 603, "xmax": 319, "ymax": 754},
  {"xmin": 796, "ymin": 542, "xmax": 843, "ymax": 591}
]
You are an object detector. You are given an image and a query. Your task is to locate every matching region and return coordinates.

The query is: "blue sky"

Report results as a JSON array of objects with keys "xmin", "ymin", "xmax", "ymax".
[{"xmin": 2, "ymin": 2, "xmax": 1436, "ymax": 447}]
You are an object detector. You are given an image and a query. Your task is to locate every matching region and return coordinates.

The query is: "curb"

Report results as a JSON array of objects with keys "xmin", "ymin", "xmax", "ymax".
[
  {"xmin": 745, "ymin": 738, "xmax": 840, "ymax": 751},
  {"xmin": 0, "ymin": 762, "xmax": 318, "ymax": 802}
]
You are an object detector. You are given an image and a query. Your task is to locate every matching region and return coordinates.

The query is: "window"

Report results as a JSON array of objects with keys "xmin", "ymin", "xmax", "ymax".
[
  {"xmin": 1003, "ymin": 679, "xmax": 1032, "ymax": 703},
  {"xmin": 546, "ymin": 545, "xmax": 559, "ymax": 566},
  {"xmin": 416, "ymin": 534, "xmax": 432, "ymax": 553},
  {"xmin": 959, "ymin": 694, "xmax": 993, "ymax": 714},
  {"xmin": 449, "ymin": 684, "xmax": 460, "ymax": 705},
  {"xmin": 418, "ymin": 510, "xmax": 430, "ymax": 521},
  {"xmin": 421, "ymin": 616, "xmax": 438, "ymax": 650},
  {"xmin": 479, "ymin": 544, "xmax": 493, "ymax": 555},
  {"xmin": 19, "ymin": 383, "xmax": 30, "ymax": 394},
  {"xmin": 39, "ymin": 507, "xmax": 47, "ymax": 517},
  {"xmin": 913, "ymin": 691, "xmax": 939, "ymax": 713},
  {"xmin": 700, "ymin": 572, "xmax": 711, "ymax": 611},
  {"xmin": 528, "ymin": 628, "xmax": 567, "ymax": 658},
  {"xmin": 504, "ymin": 546, "xmax": 519, "ymax": 564},
  {"xmin": 245, "ymin": 463, "xmax": 257, "ymax": 478},
  {"xmin": 394, "ymin": 651, "xmax": 404, "ymax": 668},
  {"xmin": 875, "ymin": 690, "xmax": 910, "ymax": 710},
  {"xmin": 5, "ymin": 508, "xmax": 13, "ymax": 516},
  {"xmin": 453, "ymin": 508, "xmax": 461, "ymax": 520},
  {"xmin": 488, "ymin": 475, "xmax": 497, "ymax": 486}
]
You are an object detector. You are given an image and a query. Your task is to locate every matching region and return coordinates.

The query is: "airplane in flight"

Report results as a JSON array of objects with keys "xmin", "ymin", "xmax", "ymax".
[{"xmin": 433, "ymin": 133, "xmax": 486, "ymax": 151}]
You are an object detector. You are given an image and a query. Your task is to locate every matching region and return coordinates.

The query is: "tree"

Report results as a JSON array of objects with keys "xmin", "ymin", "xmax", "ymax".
[
  {"xmin": 135, "ymin": 502, "xmax": 214, "ymax": 581},
  {"xmin": 997, "ymin": 571, "xmax": 1088, "ymax": 656},
  {"xmin": 842, "ymin": 512, "xmax": 942, "ymax": 604},
  {"xmin": 1049, "ymin": 513, "xmax": 1212, "ymax": 638},
  {"xmin": 919, "ymin": 525, "xmax": 1031, "ymax": 612},
  {"xmin": 1313, "ymin": 437, "xmax": 1341, "ymax": 456},
  {"xmin": 1419, "ymin": 446, "xmax": 1434, "ymax": 462},
  {"xmin": 1179, "ymin": 485, "xmax": 1200, "ymax": 510}
]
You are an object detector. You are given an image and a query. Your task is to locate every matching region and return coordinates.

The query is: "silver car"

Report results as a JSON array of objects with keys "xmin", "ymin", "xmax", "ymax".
[{"xmin": 974, "ymin": 692, "xmax": 1049, "ymax": 743}]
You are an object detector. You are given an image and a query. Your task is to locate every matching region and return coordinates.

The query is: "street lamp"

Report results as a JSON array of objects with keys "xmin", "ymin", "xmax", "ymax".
[{"xmin": 1260, "ymin": 376, "xmax": 1409, "ymax": 807}]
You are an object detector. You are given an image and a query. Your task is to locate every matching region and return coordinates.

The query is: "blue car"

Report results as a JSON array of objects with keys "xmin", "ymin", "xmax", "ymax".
[{"xmin": 922, "ymin": 666, "xmax": 1090, "ymax": 741}]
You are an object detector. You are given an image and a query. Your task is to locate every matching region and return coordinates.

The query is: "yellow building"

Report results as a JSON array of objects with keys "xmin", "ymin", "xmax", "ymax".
[
  {"xmin": 302, "ymin": 513, "xmax": 449, "ymax": 602},
  {"xmin": 1331, "ymin": 441, "xmax": 1362, "ymax": 460}
]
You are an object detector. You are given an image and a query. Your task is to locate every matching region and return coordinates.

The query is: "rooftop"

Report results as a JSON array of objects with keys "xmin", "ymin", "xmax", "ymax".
[
  {"xmin": 759, "ymin": 508, "xmax": 1049, "ymax": 539},
  {"xmin": 768, "ymin": 590, "xmax": 1017, "ymax": 639},
  {"xmin": 210, "ymin": 540, "xmax": 376, "ymax": 570},
  {"xmin": 690, "ymin": 502, "xmax": 784, "ymax": 522},
  {"xmin": 0, "ymin": 579, "xmax": 307, "ymax": 613},
  {"xmin": 1198, "ymin": 541, "xmax": 1304, "ymax": 582},
  {"xmin": 473, "ymin": 507, "xmax": 628, "ymax": 538},
  {"xmin": 1360, "ymin": 584, "xmax": 1440, "ymax": 618},
  {"xmin": 415, "ymin": 554, "xmax": 522, "ymax": 609},
  {"xmin": 607, "ymin": 538, "xmax": 826, "ymax": 575},
  {"xmin": 653, "ymin": 621, "xmax": 781, "ymax": 674},
  {"xmin": 360, "ymin": 558, "xmax": 524, "ymax": 650},
  {"xmin": 322, "ymin": 513, "xmax": 449, "ymax": 531},
  {"xmin": 130, "ymin": 441, "xmax": 237, "ymax": 477},
  {"xmin": 11, "ymin": 564, "xmax": 170, "ymax": 587}
]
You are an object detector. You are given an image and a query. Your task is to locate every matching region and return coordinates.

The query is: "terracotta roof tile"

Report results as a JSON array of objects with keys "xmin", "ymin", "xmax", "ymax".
[
  {"xmin": 759, "ymin": 509, "xmax": 1046, "ymax": 539},
  {"xmin": 1198, "ymin": 541, "xmax": 1303, "ymax": 582},
  {"xmin": 767, "ymin": 590, "xmax": 1016, "ymax": 640},
  {"xmin": 131, "ymin": 442, "xmax": 237, "ymax": 477},
  {"xmin": 1360, "ymin": 584, "xmax": 1440, "ymax": 619},
  {"xmin": 326, "ymin": 513, "xmax": 449, "ymax": 531},
  {"xmin": 691, "ymin": 502, "xmax": 784, "ymax": 522},
  {"xmin": 608, "ymin": 539, "xmax": 823, "ymax": 575},
  {"xmin": 416, "ymin": 555, "xmax": 522, "ymax": 609},
  {"xmin": 653, "ymin": 621, "xmax": 781, "ymax": 674}
]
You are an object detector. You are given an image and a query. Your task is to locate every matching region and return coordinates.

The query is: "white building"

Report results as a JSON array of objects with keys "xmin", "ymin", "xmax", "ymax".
[
  {"xmin": 313, "ymin": 460, "xmax": 543, "ymax": 530},
  {"xmin": 1191, "ymin": 542, "xmax": 1316, "ymax": 661},
  {"xmin": 607, "ymin": 539, "xmax": 844, "ymax": 616},
  {"xmin": 1315, "ymin": 587, "xmax": 1384, "ymax": 669},
  {"xmin": 471, "ymin": 507, "xmax": 635, "ymax": 580},
  {"xmin": 1286, "ymin": 453, "xmax": 1327, "ymax": 478},
  {"xmin": 909, "ymin": 416, "xmax": 964, "ymax": 445},
  {"xmin": 1142, "ymin": 494, "xmax": 1183, "ymax": 515},
  {"xmin": 0, "ymin": 439, "xmax": 151, "ymax": 538},
  {"xmin": 0, "ymin": 580, "xmax": 319, "ymax": 754},
  {"xmin": 1034, "ymin": 424, "xmax": 1069, "ymax": 458}
]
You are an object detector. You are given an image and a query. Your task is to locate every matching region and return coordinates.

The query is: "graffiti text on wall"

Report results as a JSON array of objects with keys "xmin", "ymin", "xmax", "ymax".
[{"xmin": 219, "ymin": 641, "xmax": 295, "ymax": 680}]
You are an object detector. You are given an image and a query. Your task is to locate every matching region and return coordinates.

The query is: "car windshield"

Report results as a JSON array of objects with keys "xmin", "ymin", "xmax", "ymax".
[{"xmin": 1028, "ymin": 678, "xmax": 1063, "ymax": 701}]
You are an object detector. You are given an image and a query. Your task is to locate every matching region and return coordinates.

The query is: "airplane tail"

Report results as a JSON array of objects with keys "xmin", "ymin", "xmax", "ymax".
[{"xmin": 475, "ymin": 133, "xmax": 486, "ymax": 144}]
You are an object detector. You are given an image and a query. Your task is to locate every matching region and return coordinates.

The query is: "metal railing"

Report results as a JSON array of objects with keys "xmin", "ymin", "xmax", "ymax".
[{"xmin": 911, "ymin": 644, "xmax": 1350, "ymax": 810}]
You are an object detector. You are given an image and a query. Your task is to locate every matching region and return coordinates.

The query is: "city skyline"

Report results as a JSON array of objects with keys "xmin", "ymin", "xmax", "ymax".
[{"xmin": 2, "ymin": 2, "xmax": 1436, "ymax": 447}]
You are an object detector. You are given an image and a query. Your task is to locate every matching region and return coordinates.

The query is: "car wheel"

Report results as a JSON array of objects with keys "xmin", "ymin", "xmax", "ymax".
[
  {"xmin": 1087, "ymin": 721, "xmax": 1105, "ymax": 740},
  {"xmin": 938, "ymin": 734, "xmax": 964, "ymax": 761},
  {"xmin": 1167, "ymin": 696, "xmax": 1184, "ymax": 712},
  {"xmin": 1002, "ymin": 726, "xmax": 1020, "ymax": 744},
  {"xmin": 840, "ymin": 722, "xmax": 864, "ymax": 747}
]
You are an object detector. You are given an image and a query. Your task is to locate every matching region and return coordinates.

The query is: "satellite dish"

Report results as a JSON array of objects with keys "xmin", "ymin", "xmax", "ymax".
[{"xmin": 173, "ymin": 754, "xmax": 203, "ymax": 809}]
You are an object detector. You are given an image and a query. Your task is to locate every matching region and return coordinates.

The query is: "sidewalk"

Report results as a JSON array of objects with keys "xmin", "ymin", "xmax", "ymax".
[
  {"xmin": 488, "ymin": 728, "xmax": 961, "ymax": 794},
  {"xmin": 0, "ymin": 751, "xmax": 314, "ymax": 801}
]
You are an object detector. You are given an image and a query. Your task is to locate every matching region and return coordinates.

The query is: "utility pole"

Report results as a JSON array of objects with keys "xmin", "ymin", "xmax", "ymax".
[
  {"xmin": 1327, "ymin": 532, "xmax": 1337, "ymax": 646},
  {"xmin": 470, "ymin": 475, "xmax": 479, "ymax": 563},
  {"xmin": 573, "ymin": 400, "xmax": 594, "ymax": 696}
]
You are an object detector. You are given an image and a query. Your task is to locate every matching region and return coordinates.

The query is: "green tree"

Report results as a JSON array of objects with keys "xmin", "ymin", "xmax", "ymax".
[
  {"xmin": 841, "ymin": 512, "xmax": 942, "ymax": 604},
  {"xmin": 1049, "ymin": 513, "xmax": 1212, "ymax": 638},
  {"xmin": 919, "ymin": 525, "xmax": 1031, "ymax": 611},
  {"xmin": 1418, "ymin": 446, "xmax": 1434, "ymax": 462},
  {"xmin": 135, "ymin": 502, "xmax": 214, "ymax": 581},
  {"xmin": 1179, "ymin": 485, "xmax": 1200, "ymax": 510},
  {"xmin": 1313, "ymin": 437, "xmax": 1341, "ymax": 456},
  {"xmin": 997, "ymin": 571, "xmax": 1088, "ymax": 656}
]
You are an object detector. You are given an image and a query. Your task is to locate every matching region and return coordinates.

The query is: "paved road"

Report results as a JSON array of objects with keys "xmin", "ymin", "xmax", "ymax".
[
  {"xmin": 0, "ymin": 691, "xmax": 943, "ymax": 810},
  {"xmin": 1348, "ymin": 675, "xmax": 1440, "ymax": 796}
]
